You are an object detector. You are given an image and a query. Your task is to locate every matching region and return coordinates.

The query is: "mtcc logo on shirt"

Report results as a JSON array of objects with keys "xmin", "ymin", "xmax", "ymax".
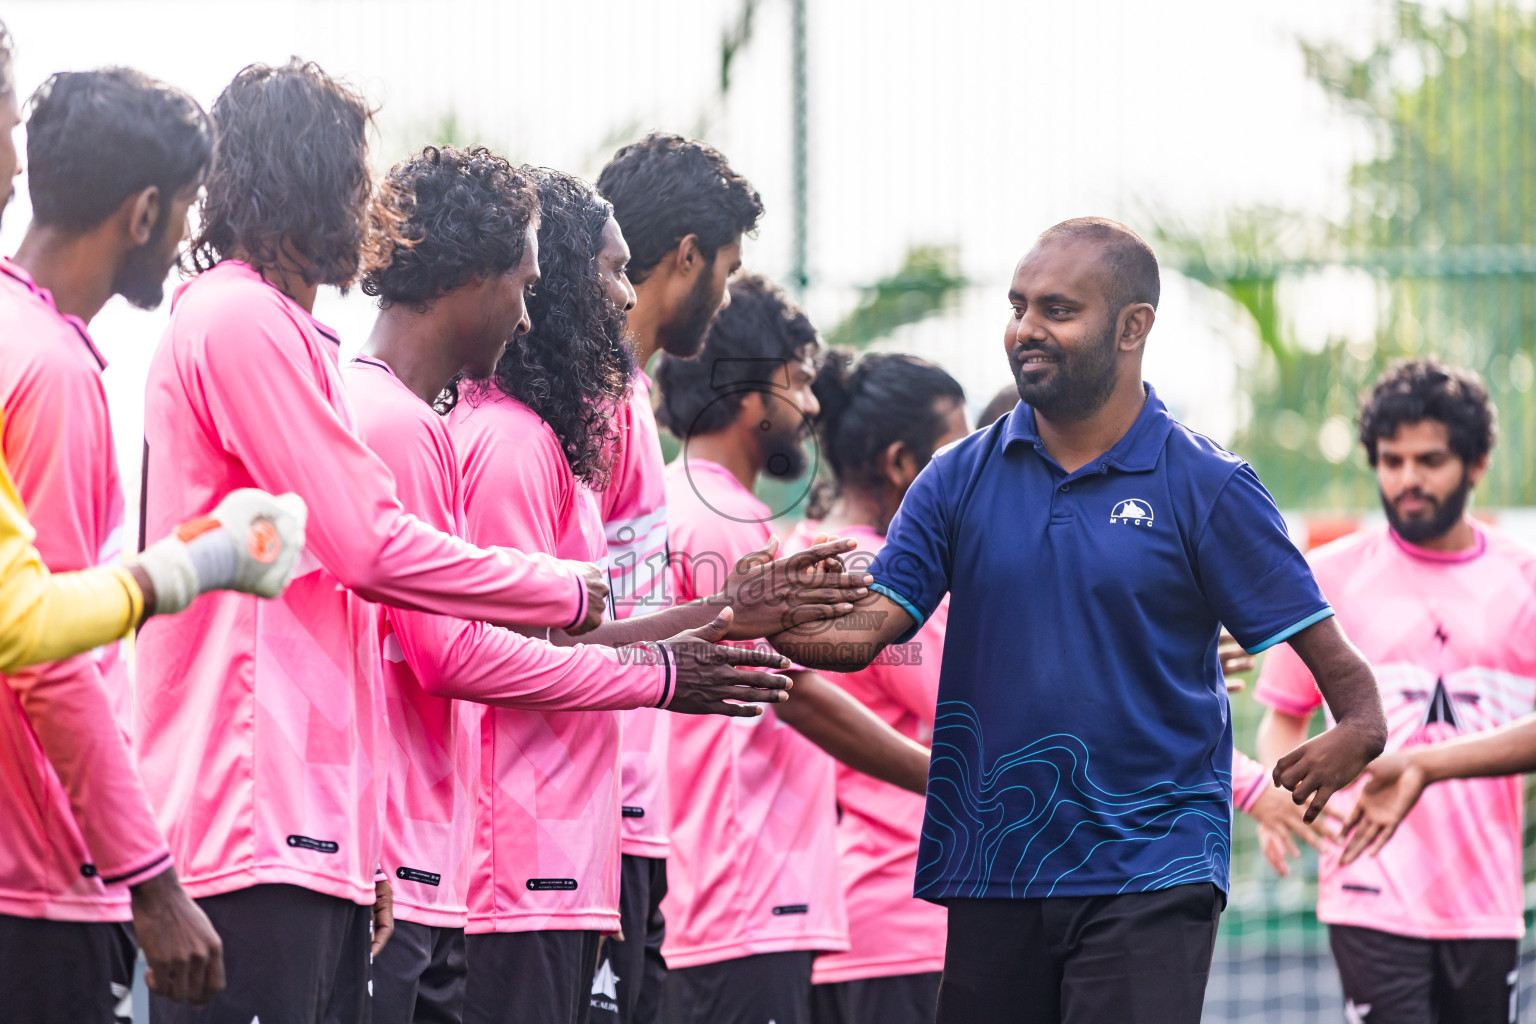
[{"xmin": 1110, "ymin": 498, "xmax": 1155, "ymax": 527}]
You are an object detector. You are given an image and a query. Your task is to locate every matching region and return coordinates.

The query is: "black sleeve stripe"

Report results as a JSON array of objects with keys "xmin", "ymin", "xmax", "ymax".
[{"xmin": 100, "ymin": 850, "xmax": 172, "ymax": 886}]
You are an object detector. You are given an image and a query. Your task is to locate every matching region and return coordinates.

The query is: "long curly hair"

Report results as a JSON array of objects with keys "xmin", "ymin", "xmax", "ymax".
[
  {"xmin": 360, "ymin": 145, "xmax": 538, "ymax": 311},
  {"xmin": 190, "ymin": 59, "xmax": 383, "ymax": 288},
  {"xmin": 458, "ymin": 168, "xmax": 633, "ymax": 488}
]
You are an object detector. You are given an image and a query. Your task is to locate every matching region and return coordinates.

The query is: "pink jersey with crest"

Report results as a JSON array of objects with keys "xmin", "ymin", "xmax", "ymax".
[
  {"xmin": 0, "ymin": 258, "xmax": 170, "ymax": 922},
  {"xmin": 783, "ymin": 521, "xmax": 949, "ymax": 985},
  {"xmin": 597, "ymin": 371, "xmax": 674, "ymax": 858},
  {"xmin": 661, "ymin": 457, "xmax": 848, "ymax": 968},
  {"xmin": 450, "ymin": 387, "xmax": 632, "ymax": 933},
  {"xmin": 1255, "ymin": 523, "xmax": 1536, "ymax": 939},
  {"xmin": 136, "ymin": 262, "xmax": 593, "ymax": 907},
  {"xmin": 345, "ymin": 358, "xmax": 667, "ymax": 928}
]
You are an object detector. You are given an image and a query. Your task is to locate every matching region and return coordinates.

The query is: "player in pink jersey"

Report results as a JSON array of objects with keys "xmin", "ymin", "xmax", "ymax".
[
  {"xmin": 783, "ymin": 350, "xmax": 966, "ymax": 1024},
  {"xmin": 348, "ymin": 148, "xmax": 798, "ymax": 1024},
  {"xmin": 135, "ymin": 64, "xmax": 625, "ymax": 1024},
  {"xmin": 654, "ymin": 275, "xmax": 938, "ymax": 1024},
  {"xmin": 592, "ymin": 131, "xmax": 766, "ymax": 1024},
  {"xmin": 1254, "ymin": 359, "xmax": 1535, "ymax": 1023}
]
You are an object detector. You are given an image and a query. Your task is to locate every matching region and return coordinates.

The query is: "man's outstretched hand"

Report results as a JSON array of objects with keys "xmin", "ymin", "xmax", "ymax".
[
  {"xmin": 659, "ymin": 608, "xmax": 795, "ymax": 716},
  {"xmin": 711, "ymin": 536, "xmax": 872, "ymax": 640},
  {"xmin": 1338, "ymin": 751, "xmax": 1427, "ymax": 865},
  {"xmin": 1272, "ymin": 720, "xmax": 1384, "ymax": 824},
  {"xmin": 1248, "ymin": 784, "xmax": 1341, "ymax": 877}
]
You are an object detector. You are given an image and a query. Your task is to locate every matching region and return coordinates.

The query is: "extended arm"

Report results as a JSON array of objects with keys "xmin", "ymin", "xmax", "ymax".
[
  {"xmin": 1340, "ymin": 712, "xmax": 1536, "ymax": 864},
  {"xmin": 772, "ymin": 669, "xmax": 929, "ymax": 794},
  {"xmin": 768, "ymin": 590, "xmax": 914, "ymax": 672},
  {"xmin": 1270, "ymin": 617, "xmax": 1387, "ymax": 822}
]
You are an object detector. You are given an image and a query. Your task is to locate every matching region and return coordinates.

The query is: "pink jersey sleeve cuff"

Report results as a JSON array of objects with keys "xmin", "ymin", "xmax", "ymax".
[
  {"xmin": 652, "ymin": 643, "xmax": 674, "ymax": 709},
  {"xmin": 1252, "ymin": 682, "xmax": 1322, "ymax": 718},
  {"xmin": 98, "ymin": 847, "xmax": 174, "ymax": 889},
  {"xmin": 566, "ymin": 569, "xmax": 590, "ymax": 631}
]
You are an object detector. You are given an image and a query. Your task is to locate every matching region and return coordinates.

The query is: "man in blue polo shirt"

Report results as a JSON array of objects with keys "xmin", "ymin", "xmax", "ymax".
[{"xmin": 770, "ymin": 217, "xmax": 1387, "ymax": 1024}]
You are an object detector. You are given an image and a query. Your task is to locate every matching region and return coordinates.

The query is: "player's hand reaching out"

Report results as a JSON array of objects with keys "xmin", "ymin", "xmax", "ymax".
[
  {"xmin": 710, "ymin": 535, "xmax": 871, "ymax": 640},
  {"xmin": 1338, "ymin": 751, "xmax": 1427, "ymax": 866},
  {"xmin": 657, "ymin": 608, "xmax": 794, "ymax": 716},
  {"xmin": 131, "ymin": 866, "xmax": 225, "ymax": 1006},
  {"xmin": 1247, "ymin": 785, "xmax": 1341, "ymax": 877},
  {"xmin": 567, "ymin": 562, "xmax": 610, "ymax": 635},
  {"xmin": 1272, "ymin": 720, "xmax": 1381, "ymax": 824}
]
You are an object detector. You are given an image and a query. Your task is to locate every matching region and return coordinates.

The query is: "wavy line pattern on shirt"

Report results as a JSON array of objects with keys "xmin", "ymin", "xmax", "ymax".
[{"xmin": 917, "ymin": 701, "xmax": 1231, "ymax": 898}]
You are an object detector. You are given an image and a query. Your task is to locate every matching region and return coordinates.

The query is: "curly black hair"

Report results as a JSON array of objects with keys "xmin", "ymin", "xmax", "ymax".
[
  {"xmin": 595, "ymin": 132, "xmax": 763, "ymax": 282},
  {"xmin": 655, "ymin": 273, "xmax": 819, "ymax": 439},
  {"xmin": 190, "ymin": 59, "xmax": 383, "ymax": 289},
  {"xmin": 806, "ymin": 349, "xmax": 964, "ymax": 518},
  {"xmin": 1358, "ymin": 357, "xmax": 1497, "ymax": 467},
  {"xmin": 360, "ymin": 146, "xmax": 538, "ymax": 310},
  {"xmin": 25, "ymin": 68, "xmax": 212, "ymax": 232},
  {"xmin": 458, "ymin": 168, "xmax": 633, "ymax": 488}
]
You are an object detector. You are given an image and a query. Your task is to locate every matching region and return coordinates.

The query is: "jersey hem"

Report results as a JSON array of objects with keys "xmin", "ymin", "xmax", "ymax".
[
  {"xmin": 178, "ymin": 865, "xmax": 376, "ymax": 906},
  {"xmin": 812, "ymin": 954, "xmax": 947, "ymax": 985},
  {"xmin": 620, "ymin": 837, "xmax": 671, "ymax": 859},
  {"xmin": 662, "ymin": 931, "xmax": 852, "ymax": 969},
  {"xmin": 465, "ymin": 910, "xmax": 619, "ymax": 934},
  {"xmin": 0, "ymin": 890, "xmax": 132, "ymax": 923},
  {"xmin": 1318, "ymin": 910, "xmax": 1525, "ymax": 941},
  {"xmin": 392, "ymin": 899, "xmax": 469, "ymax": 930},
  {"xmin": 916, "ymin": 873, "xmax": 1229, "ymax": 902}
]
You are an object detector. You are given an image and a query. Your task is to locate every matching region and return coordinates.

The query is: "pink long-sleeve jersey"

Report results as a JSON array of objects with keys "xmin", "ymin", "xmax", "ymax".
[
  {"xmin": 0, "ymin": 258, "xmax": 170, "ymax": 922},
  {"xmin": 1231, "ymin": 749, "xmax": 1269, "ymax": 814},
  {"xmin": 450, "ymin": 387, "xmax": 643, "ymax": 934},
  {"xmin": 661, "ymin": 458, "xmax": 848, "ymax": 969},
  {"xmin": 135, "ymin": 262, "xmax": 594, "ymax": 907},
  {"xmin": 345, "ymin": 357, "xmax": 669, "ymax": 928},
  {"xmin": 596, "ymin": 370, "xmax": 674, "ymax": 859},
  {"xmin": 784, "ymin": 522, "xmax": 949, "ymax": 986}
]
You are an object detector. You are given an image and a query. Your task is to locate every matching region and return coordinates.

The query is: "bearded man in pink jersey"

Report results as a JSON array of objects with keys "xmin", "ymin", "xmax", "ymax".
[
  {"xmin": 441, "ymin": 168, "xmax": 869, "ymax": 1024},
  {"xmin": 347, "ymin": 147, "xmax": 814, "ymax": 1024},
  {"xmin": 136, "ymin": 62, "xmax": 631, "ymax": 1024},
  {"xmin": 1254, "ymin": 359, "xmax": 1534, "ymax": 1024},
  {"xmin": 651, "ymin": 274, "xmax": 934, "ymax": 1024}
]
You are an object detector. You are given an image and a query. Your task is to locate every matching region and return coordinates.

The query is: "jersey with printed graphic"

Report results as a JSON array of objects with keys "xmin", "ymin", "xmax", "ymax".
[
  {"xmin": 660, "ymin": 457, "xmax": 848, "ymax": 969},
  {"xmin": 346, "ymin": 359, "xmax": 666, "ymax": 928},
  {"xmin": 785, "ymin": 522, "xmax": 949, "ymax": 986},
  {"xmin": 0, "ymin": 258, "xmax": 170, "ymax": 922},
  {"xmin": 451, "ymin": 387, "xmax": 626, "ymax": 933},
  {"xmin": 597, "ymin": 371, "xmax": 674, "ymax": 858},
  {"xmin": 1256, "ymin": 523, "xmax": 1536, "ymax": 939},
  {"xmin": 136, "ymin": 262, "xmax": 592, "ymax": 907}
]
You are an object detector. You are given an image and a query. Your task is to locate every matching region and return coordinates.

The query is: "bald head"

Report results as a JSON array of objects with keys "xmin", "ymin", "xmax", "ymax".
[{"xmin": 1034, "ymin": 217, "xmax": 1159, "ymax": 321}]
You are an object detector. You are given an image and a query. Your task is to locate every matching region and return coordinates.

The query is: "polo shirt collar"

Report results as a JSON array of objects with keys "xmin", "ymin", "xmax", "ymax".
[{"xmin": 1002, "ymin": 383, "xmax": 1175, "ymax": 474}]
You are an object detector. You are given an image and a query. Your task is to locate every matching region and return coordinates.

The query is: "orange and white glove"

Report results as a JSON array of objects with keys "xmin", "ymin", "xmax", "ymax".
[{"xmin": 138, "ymin": 489, "xmax": 308, "ymax": 614}]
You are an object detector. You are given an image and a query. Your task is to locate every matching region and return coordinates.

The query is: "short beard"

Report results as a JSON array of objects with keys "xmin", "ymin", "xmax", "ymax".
[
  {"xmin": 758, "ymin": 421, "xmax": 809, "ymax": 481},
  {"xmin": 657, "ymin": 265, "xmax": 720, "ymax": 358},
  {"xmin": 1382, "ymin": 472, "xmax": 1472, "ymax": 544},
  {"xmin": 112, "ymin": 209, "xmax": 174, "ymax": 310},
  {"xmin": 1013, "ymin": 314, "xmax": 1119, "ymax": 420}
]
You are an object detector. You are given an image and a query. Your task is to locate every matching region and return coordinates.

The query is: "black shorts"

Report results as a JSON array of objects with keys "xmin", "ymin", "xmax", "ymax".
[
  {"xmin": 463, "ymin": 928, "xmax": 601, "ymax": 1024},
  {"xmin": 811, "ymin": 971, "xmax": 941, "ymax": 1024},
  {"xmin": 936, "ymin": 882, "xmax": 1223, "ymax": 1024},
  {"xmin": 372, "ymin": 919, "xmax": 467, "ymax": 1024},
  {"xmin": 589, "ymin": 854, "xmax": 669, "ymax": 1024},
  {"xmin": 1328, "ymin": 923, "xmax": 1519, "ymax": 1024},
  {"xmin": 0, "ymin": 913, "xmax": 137, "ymax": 1024},
  {"xmin": 150, "ymin": 882, "xmax": 372, "ymax": 1024},
  {"xmin": 661, "ymin": 950, "xmax": 816, "ymax": 1024}
]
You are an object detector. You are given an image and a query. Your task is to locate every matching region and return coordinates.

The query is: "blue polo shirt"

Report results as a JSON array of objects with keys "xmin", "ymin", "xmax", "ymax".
[{"xmin": 871, "ymin": 385, "xmax": 1331, "ymax": 902}]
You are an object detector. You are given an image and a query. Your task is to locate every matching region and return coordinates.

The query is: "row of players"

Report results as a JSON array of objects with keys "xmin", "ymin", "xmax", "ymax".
[{"xmin": 1, "ymin": 18, "xmax": 1530, "ymax": 1024}]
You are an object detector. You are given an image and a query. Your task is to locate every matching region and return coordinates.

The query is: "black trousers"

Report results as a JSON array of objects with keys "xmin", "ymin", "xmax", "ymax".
[
  {"xmin": 662, "ymin": 950, "xmax": 817, "ymax": 1024},
  {"xmin": 1329, "ymin": 923, "xmax": 1519, "ymax": 1024},
  {"xmin": 464, "ymin": 928, "xmax": 601, "ymax": 1024},
  {"xmin": 0, "ymin": 913, "xmax": 137, "ymax": 1024},
  {"xmin": 372, "ymin": 919, "xmax": 468, "ymax": 1024},
  {"xmin": 811, "ymin": 971, "xmax": 941, "ymax": 1024},
  {"xmin": 589, "ymin": 854, "xmax": 669, "ymax": 1024},
  {"xmin": 935, "ymin": 882, "xmax": 1224, "ymax": 1024},
  {"xmin": 150, "ymin": 883, "xmax": 372, "ymax": 1024}
]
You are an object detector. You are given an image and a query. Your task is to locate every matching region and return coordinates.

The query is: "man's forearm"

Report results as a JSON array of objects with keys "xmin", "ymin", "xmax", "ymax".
[
  {"xmin": 547, "ymin": 601, "xmax": 716, "ymax": 648},
  {"xmin": 1290, "ymin": 619, "xmax": 1387, "ymax": 753},
  {"xmin": 773, "ymin": 671, "xmax": 928, "ymax": 794},
  {"xmin": 1413, "ymin": 713, "xmax": 1536, "ymax": 783}
]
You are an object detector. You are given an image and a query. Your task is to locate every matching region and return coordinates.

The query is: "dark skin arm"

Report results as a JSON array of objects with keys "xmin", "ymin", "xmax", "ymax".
[
  {"xmin": 1270, "ymin": 617, "xmax": 1388, "ymax": 823},
  {"xmin": 773, "ymin": 670, "xmax": 929, "ymax": 794},
  {"xmin": 1339, "ymin": 712, "xmax": 1536, "ymax": 864},
  {"xmin": 767, "ymin": 590, "xmax": 914, "ymax": 672}
]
